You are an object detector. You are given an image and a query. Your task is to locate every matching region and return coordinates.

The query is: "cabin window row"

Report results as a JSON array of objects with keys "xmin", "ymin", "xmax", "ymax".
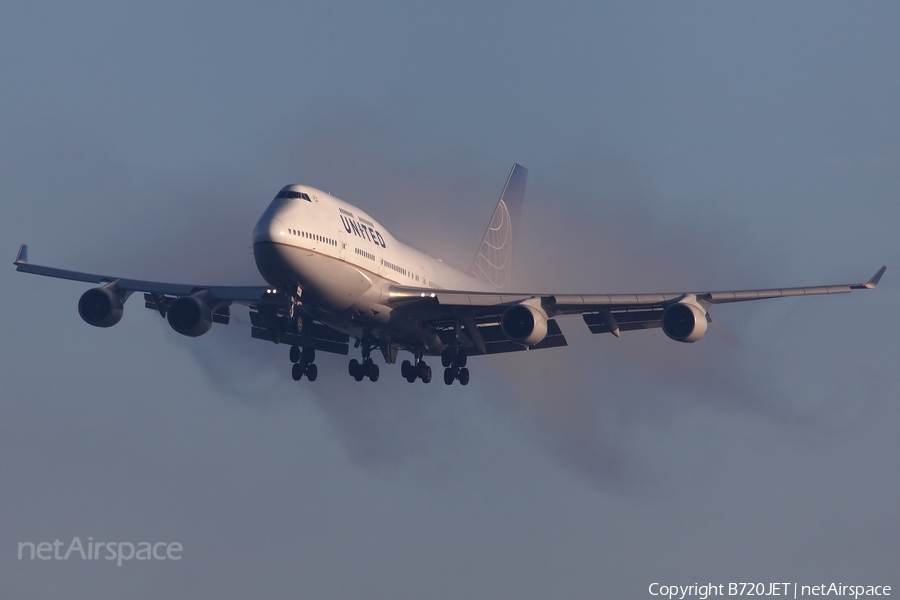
[
  {"xmin": 381, "ymin": 259, "xmax": 408, "ymax": 277},
  {"xmin": 288, "ymin": 229, "xmax": 336, "ymax": 247},
  {"xmin": 355, "ymin": 248, "xmax": 375, "ymax": 261}
]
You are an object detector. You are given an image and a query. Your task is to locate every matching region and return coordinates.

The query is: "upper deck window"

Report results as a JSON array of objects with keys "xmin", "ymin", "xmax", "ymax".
[{"xmin": 275, "ymin": 190, "xmax": 311, "ymax": 201}]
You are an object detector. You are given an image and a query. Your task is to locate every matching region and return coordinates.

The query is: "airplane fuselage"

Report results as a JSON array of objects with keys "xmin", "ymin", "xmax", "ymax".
[{"xmin": 251, "ymin": 184, "xmax": 493, "ymax": 354}]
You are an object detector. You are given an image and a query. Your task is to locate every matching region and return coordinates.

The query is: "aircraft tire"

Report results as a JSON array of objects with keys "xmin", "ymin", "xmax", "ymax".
[
  {"xmin": 369, "ymin": 364, "xmax": 379, "ymax": 382},
  {"xmin": 292, "ymin": 363, "xmax": 304, "ymax": 381},
  {"xmin": 441, "ymin": 348, "xmax": 454, "ymax": 368},
  {"xmin": 289, "ymin": 345, "xmax": 301, "ymax": 363},
  {"xmin": 422, "ymin": 366, "xmax": 432, "ymax": 383},
  {"xmin": 416, "ymin": 361, "xmax": 429, "ymax": 379},
  {"xmin": 302, "ymin": 346, "xmax": 315, "ymax": 364},
  {"xmin": 443, "ymin": 367, "xmax": 454, "ymax": 385},
  {"xmin": 457, "ymin": 350, "xmax": 467, "ymax": 368},
  {"xmin": 401, "ymin": 360, "xmax": 412, "ymax": 379},
  {"xmin": 458, "ymin": 368, "xmax": 470, "ymax": 386},
  {"xmin": 306, "ymin": 363, "xmax": 318, "ymax": 382}
]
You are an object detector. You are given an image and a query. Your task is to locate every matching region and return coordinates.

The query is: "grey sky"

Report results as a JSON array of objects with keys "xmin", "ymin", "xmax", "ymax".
[{"xmin": 2, "ymin": 2, "xmax": 898, "ymax": 598}]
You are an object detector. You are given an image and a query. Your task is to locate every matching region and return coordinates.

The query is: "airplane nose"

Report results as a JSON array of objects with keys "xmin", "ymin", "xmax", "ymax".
[{"xmin": 253, "ymin": 217, "xmax": 286, "ymax": 245}]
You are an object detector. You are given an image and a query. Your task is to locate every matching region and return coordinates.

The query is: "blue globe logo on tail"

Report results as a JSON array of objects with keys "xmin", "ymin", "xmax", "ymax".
[{"xmin": 468, "ymin": 164, "xmax": 527, "ymax": 290}]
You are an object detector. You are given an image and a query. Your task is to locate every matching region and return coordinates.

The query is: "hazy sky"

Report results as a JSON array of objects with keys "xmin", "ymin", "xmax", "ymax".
[{"xmin": 2, "ymin": 2, "xmax": 898, "ymax": 598}]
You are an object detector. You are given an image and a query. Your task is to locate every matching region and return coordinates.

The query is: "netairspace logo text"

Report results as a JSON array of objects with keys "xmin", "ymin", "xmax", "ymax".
[{"xmin": 18, "ymin": 538, "xmax": 182, "ymax": 567}]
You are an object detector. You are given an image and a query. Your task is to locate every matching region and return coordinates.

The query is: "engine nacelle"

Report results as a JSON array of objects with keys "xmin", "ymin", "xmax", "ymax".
[
  {"xmin": 78, "ymin": 286, "xmax": 124, "ymax": 328},
  {"xmin": 167, "ymin": 295, "xmax": 213, "ymax": 337},
  {"xmin": 661, "ymin": 300, "xmax": 708, "ymax": 343},
  {"xmin": 501, "ymin": 301, "xmax": 549, "ymax": 346}
]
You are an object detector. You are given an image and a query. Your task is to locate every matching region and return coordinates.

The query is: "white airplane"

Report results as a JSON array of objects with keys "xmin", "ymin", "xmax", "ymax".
[{"xmin": 15, "ymin": 164, "xmax": 885, "ymax": 386}]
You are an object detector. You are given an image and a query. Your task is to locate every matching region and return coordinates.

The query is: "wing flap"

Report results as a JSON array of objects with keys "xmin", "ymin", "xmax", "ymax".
[
  {"xmin": 583, "ymin": 308, "xmax": 664, "ymax": 335},
  {"xmin": 431, "ymin": 317, "xmax": 568, "ymax": 355},
  {"xmin": 248, "ymin": 309, "xmax": 350, "ymax": 355},
  {"xmin": 478, "ymin": 319, "xmax": 567, "ymax": 355}
]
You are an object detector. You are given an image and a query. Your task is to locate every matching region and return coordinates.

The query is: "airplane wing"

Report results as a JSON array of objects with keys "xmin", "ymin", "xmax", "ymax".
[
  {"xmin": 13, "ymin": 243, "xmax": 354, "ymax": 354},
  {"xmin": 13, "ymin": 243, "xmax": 276, "ymax": 304},
  {"xmin": 387, "ymin": 266, "xmax": 886, "ymax": 354}
]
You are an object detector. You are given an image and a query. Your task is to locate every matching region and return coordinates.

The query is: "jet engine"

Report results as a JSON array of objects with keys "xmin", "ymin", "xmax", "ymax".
[
  {"xmin": 78, "ymin": 286, "xmax": 125, "ymax": 328},
  {"xmin": 500, "ymin": 301, "xmax": 549, "ymax": 346},
  {"xmin": 661, "ymin": 300, "xmax": 708, "ymax": 343},
  {"xmin": 167, "ymin": 294, "xmax": 213, "ymax": 337}
]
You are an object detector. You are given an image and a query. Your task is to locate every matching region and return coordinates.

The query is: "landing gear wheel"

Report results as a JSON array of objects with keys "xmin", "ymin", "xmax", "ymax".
[
  {"xmin": 458, "ymin": 368, "xmax": 470, "ymax": 386},
  {"xmin": 306, "ymin": 363, "xmax": 318, "ymax": 382},
  {"xmin": 416, "ymin": 361, "xmax": 429, "ymax": 380},
  {"xmin": 289, "ymin": 345, "xmax": 301, "ymax": 363},
  {"xmin": 443, "ymin": 367, "xmax": 454, "ymax": 385},
  {"xmin": 292, "ymin": 363, "xmax": 304, "ymax": 381},
  {"xmin": 457, "ymin": 350, "xmax": 467, "ymax": 368},
  {"xmin": 401, "ymin": 360, "xmax": 412, "ymax": 379},
  {"xmin": 422, "ymin": 365, "xmax": 432, "ymax": 383},
  {"xmin": 441, "ymin": 348, "xmax": 454, "ymax": 368},
  {"xmin": 406, "ymin": 372, "xmax": 417, "ymax": 383},
  {"xmin": 349, "ymin": 359, "xmax": 360, "ymax": 378},
  {"xmin": 302, "ymin": 346, "xmax": 315, "ymax": 364},
  {"xmin": 368, "ymin": 364, "xmax": 379, "ymax": 382}
]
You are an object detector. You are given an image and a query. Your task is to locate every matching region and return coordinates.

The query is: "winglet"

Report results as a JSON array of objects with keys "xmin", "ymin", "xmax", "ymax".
[
  {"xmin": 863, "ymin": 265, "xmax": 887, "ymax": 289},
  {"xmin": 14, "ymin": 244, "xmax": 27, "ymax": 265}
]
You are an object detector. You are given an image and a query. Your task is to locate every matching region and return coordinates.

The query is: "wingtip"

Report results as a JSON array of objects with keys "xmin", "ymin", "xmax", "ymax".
[
  {"xmin": 14, "ymin": 244, "xmax": 27, "ymax": 265},
  {"xmin": 864, "ymin": 265, "xmax": 886, "ymax": 289}
]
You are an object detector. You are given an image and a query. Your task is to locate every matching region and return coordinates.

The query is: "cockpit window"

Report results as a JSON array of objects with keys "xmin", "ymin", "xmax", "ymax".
[{"xmin": 275, "ymin": 190, "xmax": 312, "ymax": 201}]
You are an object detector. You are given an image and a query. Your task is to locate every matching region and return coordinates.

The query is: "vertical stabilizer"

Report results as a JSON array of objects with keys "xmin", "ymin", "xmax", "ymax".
[{"xmin": 468, "ymin": 164, "xmax": 527, "ymax": 290}]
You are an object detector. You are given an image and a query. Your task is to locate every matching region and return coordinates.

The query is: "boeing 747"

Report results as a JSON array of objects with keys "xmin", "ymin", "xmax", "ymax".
[{"xmin": 14, "ymin": 165, "xmax": 885, "ymax": 385}]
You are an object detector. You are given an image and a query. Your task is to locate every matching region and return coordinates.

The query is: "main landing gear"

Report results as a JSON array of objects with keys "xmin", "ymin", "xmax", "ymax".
[
  {"xmin": 400, "ymin": 358, "xmax": 432, "ymax": 383},
  {"xmin": 289, "ymin": 345, "xmax": 318, "ymax": 382},
  {"xmin": 349, "ymin": 357, "xmax": 379, "ymax": 382},
  {"xmin": 348, "ymin": 341, "xmax": 380, "ymax": 382},
  {"xmin": 440, "ymin": 347, "xmax": 469, "ymax": 386}
]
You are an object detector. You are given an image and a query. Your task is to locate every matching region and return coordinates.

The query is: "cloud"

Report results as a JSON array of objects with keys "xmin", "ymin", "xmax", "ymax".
[{"xmin": 38, "ymin": 116, "xmax": 884, "ymax": 492}]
